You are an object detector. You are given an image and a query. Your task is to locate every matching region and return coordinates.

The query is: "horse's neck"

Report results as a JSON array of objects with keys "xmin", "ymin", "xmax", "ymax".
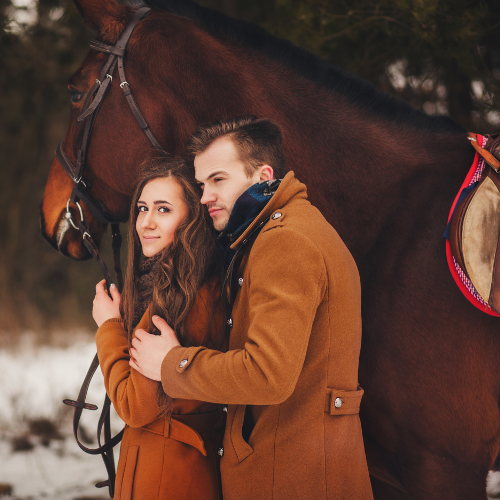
[{"xmin": 231, "ymin": 65, "xmax": 472, "ymax": 258}]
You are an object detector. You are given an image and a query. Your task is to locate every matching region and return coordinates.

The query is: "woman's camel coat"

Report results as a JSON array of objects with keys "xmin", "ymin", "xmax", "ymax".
[{"xmin": 96, "ymin": 281, "xmax": 225, "ymax": 500}]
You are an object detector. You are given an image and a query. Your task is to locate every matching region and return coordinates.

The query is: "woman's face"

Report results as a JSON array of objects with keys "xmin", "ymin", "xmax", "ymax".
[{"xmin": 136, "ymin": 177, "xmax": 189, "ymax": 257}]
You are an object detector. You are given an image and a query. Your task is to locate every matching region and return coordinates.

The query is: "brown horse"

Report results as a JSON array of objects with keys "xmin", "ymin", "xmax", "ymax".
[{"xmin": 40, "ymin": 0, "xmax": 500, "ymax": 498}]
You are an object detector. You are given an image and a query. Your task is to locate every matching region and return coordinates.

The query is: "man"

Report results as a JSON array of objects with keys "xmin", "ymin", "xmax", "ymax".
[{"xmin": 131, "ymin": 116, "xmax": 373, "ymax": 500}]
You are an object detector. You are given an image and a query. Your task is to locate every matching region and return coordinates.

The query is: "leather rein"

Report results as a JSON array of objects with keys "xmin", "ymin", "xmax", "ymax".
[{"xmin": 58, "ymin": 7, "xmax": 170, "ymax": 498}]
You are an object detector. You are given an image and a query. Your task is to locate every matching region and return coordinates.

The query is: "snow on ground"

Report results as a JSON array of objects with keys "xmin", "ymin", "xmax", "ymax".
[
  {"xmin": 0, "ymin": 333, "xmax": 500, "ymax": 499},
  {"xmin": 0, "ymin": 333, "xmax": 123, "ymax": 500}
]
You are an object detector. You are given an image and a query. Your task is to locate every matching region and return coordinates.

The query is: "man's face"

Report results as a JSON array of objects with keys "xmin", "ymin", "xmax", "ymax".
[{"xmin": 195, "ymin": 137, "xmax": 262, "ymax": 231}]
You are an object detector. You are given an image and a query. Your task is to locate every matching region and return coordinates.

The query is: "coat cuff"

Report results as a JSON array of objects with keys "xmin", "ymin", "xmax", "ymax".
[
  {"xmin": 96, "ymin": 318, "xmax": 126, "ymax": 341},
  {"xmin": 161, "ymin": 345, "xmax": 206, "ymax": 394},
  {"xmin": 102, "ymin": 318, "xmax": 125, "ymax": 325}
]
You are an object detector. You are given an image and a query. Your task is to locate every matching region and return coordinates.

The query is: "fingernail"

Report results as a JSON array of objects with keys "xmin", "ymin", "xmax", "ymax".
[
  {"xmin": 153, "ymin": 315, "xmax": 159, "ymax": 320},
  {"xmin": 110, "ymin": 284, "xmax": 116, "ymax": 289}
]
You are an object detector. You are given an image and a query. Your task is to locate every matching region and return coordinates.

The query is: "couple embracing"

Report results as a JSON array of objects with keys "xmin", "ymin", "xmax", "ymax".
[{"xmin": 92, "ymin": 116, "xmax": 373, "ymax": 500}]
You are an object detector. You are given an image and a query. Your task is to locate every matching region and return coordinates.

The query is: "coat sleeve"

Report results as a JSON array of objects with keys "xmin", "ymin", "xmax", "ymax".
[
  {"xmin": 161, "ymin": 228, "xmax": 327, "ymax": 405},
  {"xmin": 96, "ymin": 318, "xmax": 161, "ymax": 428}
]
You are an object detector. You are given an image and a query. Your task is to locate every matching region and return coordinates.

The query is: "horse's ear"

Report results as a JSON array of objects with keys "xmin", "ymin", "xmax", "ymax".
[{"xmin": 73, "ymin": 0, "xmax": 132, "ymax": 43}]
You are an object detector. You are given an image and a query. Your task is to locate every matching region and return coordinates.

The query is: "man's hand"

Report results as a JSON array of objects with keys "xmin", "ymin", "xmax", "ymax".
[
  {"xmin": 93, "ymin": 280, "xmax": 121, "ymax": 327},
  {"xmin": 130, "ymin": 316, "xmax": 181, "ymax": 381}
]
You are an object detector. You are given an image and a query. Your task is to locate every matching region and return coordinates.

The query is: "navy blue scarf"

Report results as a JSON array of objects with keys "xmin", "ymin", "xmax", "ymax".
[{"xmin": 218, "ymin": 179, "xmax": 281, "ymax": 268}]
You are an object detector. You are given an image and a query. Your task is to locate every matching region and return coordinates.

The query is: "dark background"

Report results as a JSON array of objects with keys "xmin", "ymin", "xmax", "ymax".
[{"xmin": 1, "ymin": 0, "xmax": 499, "ymax": 333}]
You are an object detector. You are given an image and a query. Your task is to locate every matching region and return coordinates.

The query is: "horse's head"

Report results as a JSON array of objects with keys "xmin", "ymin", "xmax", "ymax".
[
  {"xmin": 41, "ymin": 0, "xmax": 309, "ymax": 260},
  {"xmin": 40, "ymin": 0, "xmax": 154, "ymax": 259}
]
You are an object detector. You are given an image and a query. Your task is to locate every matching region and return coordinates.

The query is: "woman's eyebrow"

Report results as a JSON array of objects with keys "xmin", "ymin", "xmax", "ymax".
[{"xmin": 153, "ymin": 200, "xmax": 173, "ymax": 206}]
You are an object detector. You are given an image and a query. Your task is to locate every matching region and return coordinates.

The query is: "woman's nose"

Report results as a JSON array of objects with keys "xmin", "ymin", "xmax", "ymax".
[{"xmin": 141, "ymin": 211, "xmax": 155, "ymax": 228}]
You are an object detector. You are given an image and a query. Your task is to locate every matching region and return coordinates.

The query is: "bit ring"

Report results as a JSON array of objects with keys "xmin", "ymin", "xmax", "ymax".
[{"xmin": 65, "ymin": 199, "xmax": 85, "ymax": 230}]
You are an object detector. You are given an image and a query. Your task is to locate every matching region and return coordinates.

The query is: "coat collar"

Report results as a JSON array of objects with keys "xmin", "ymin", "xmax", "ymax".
[{"xmin": 229, "ymin": 171, "xmax": 308, "ymax": 252}]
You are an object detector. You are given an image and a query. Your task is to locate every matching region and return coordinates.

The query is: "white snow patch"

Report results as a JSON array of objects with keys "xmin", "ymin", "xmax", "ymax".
[{"xmin": 0, "ymin": 336, "xmax": 123, "ymax": 499}]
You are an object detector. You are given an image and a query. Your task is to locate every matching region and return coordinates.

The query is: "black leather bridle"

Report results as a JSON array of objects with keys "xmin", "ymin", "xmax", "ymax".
[
  {"xmin": 58, "ymin": 7, "xmax": 170, "ymax": 499},
  {"xmin": 56, "ymin": 6, "xmax": 169, "ymax": 229}
]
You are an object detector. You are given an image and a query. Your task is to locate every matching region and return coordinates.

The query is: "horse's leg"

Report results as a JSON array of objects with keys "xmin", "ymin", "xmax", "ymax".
[
  {"xmin": 401, "ymin": 453, "xmax": 491, "ymax": 500},
  {"xmin": 370, "ymin": 475, "xmax": 407, "ymax": 500},
  {"xmin": 369, "ymin": 454, "xmax": 493, "ymax": 500}
]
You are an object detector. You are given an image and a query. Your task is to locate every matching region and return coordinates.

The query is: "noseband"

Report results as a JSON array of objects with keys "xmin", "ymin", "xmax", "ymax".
[{"xmin": 56, "ymin": 6, "xmax": 169, "ymax": 228}]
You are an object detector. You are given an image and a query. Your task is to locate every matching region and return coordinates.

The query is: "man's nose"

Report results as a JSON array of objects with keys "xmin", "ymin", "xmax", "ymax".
[{"xmin": 200, "ymin": 187, "xmax": 216, "ymax": 205}]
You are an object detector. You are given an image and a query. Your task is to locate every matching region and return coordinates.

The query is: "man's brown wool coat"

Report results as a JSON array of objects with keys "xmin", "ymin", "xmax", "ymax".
[{"xmin": 162, "ymin": 172, "xmax": 374, "ymax": 500}]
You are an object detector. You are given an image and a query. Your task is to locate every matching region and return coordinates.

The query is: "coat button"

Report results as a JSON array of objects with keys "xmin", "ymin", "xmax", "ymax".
[
  {"xmin": 238, "ymin": 277, "xmax": 244, "ymax": 287},
  {"xmin": 272, "ymin": 212, "xmax": 282, "ymax": 220},
  {"xmin": 227, "ymin": 318, "xmax": 233, "ymax": 327},
  {"xmin": 222, "ymin": 405, "xmax": 228, "ymax": 412},
  {"xmin": 334, "ymin": 397, "xmax": 343, "ymax": 409},
  {"xmin": 179, "ymin": 359, "xmax": 188, "ymax": 369},
  {"xmin": 218, "ymin": 447, "xmax": 224, "ymax": 457}
]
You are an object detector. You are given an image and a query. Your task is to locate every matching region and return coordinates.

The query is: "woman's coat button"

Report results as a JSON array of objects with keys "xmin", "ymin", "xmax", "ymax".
[
  {"xmin": 272, "ymin": 212, "xmax": 282, "ymax": 220},
  {"xmin": 222, "ymin": 405, "xmax": 228, "ymax": 412},
  {"xmin": 218, "ymin": 447, "xmax": 224, "ymax": 457},
  {"xmin": 179, "ymin": 359, "xmax": 188, "ymax": 369},
  {"xmin": 334, "ymin": 397, "xmax": 343, "ymax": 409},
  {"xmin": 238, "ymin": 277, "xmax": 244, "ymax": 287},
  {"xmin": 227, "ymin": 318, "xmax": 233, "ymax": 327}
]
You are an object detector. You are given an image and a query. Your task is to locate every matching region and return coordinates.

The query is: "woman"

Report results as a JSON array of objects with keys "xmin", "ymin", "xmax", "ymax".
[{"xmin": 92, "ymin": 157, "xmax": 226, "ymax": 500}]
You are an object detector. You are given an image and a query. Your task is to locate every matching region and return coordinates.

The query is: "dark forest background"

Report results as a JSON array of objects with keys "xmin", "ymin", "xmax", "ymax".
[{"xmin": 1, "ymin": 0, "xmax": 499, "ymax": 333}]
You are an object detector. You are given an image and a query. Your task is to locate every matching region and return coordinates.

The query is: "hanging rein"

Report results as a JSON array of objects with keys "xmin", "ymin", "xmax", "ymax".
[{"xmin": 58, "ymin": 7, "xmax": 170, "ymax": 498}]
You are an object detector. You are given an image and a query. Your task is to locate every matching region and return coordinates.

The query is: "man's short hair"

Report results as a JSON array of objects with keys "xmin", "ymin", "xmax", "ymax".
[{"xmin": 186, "ymin": 116, "xmax": 287, "ymax": 179}]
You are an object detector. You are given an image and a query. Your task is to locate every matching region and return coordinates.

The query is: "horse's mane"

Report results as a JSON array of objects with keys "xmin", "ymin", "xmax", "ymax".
[{"xmin": 141, "ymin": 0, "xmax": 464, "ymax": 134}]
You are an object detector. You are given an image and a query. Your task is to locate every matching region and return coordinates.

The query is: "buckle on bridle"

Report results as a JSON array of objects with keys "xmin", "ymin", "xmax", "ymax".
[{"xmin": 65, "ymin": 199, "xmax": 85, "ymax": 231}]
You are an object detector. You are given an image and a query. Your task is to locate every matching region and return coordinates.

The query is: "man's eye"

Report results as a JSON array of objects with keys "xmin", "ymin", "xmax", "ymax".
[
  {"xmin": 69, "ymin": 90, "xmax": 84, "ymax": 103},
  {"xmin": 214, "ymin": 178, "xmax": 223, "ymax": 183}
]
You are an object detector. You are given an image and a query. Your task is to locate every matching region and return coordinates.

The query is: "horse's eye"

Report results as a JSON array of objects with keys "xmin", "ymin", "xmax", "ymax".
[{"xmin": 69, "ymin": 90, "xmax": 83, "ymax": 103}]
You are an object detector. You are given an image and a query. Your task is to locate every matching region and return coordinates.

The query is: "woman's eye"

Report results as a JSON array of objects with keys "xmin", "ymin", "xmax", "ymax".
[
  {"xmin": 158, "ymin": 207, "xmax": 171, "ymax": 213},
  {"xmin": 138, "ymin": 206, "xmax": 147, "ymax": 212},
  {"xmin": 69, "ymin": 90, "xmax": 84, "ymax": 103}
]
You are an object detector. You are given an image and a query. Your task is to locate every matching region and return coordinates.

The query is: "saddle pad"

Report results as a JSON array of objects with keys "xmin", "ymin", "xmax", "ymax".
[{"xmin": 445, "ymin": 134, "xmax": 500, "ymax": 317}]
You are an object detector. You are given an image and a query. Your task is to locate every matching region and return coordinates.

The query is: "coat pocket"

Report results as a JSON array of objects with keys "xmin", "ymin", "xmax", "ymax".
[
  {"xmin": 230, "ymin": 405, "xmax": 254, "ymax": 463},
  {"xmin": 120, "ymin": 445, "xmax": 139, "ymax": 500}
]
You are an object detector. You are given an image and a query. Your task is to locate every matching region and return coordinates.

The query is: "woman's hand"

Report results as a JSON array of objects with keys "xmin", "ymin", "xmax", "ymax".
[{"xmin": 93, "ymin": 279, "xmax": 122, "ymax": 327}]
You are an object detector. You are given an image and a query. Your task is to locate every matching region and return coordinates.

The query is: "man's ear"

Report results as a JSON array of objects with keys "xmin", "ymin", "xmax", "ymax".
[{"xmin": 259, "ymin": 165, "xmax": 274, "ymax": 181}]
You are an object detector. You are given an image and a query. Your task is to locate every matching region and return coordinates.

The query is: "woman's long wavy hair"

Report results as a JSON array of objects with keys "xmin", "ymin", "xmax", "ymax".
[{"xmin": 120, "ymin": 157, "xmax": 223, "ymax": 416}]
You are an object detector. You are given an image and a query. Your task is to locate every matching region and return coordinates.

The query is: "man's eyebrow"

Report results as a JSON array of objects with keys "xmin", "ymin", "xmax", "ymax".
[{"xmin": 206, "ymin": 171, "xmax": 229, "ymax": 181}]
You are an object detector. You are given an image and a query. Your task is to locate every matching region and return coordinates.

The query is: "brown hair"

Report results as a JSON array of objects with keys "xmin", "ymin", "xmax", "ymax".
[
  {"xmin": 186, "ymin": 116, "xmax": 287, "ymax": 179},
  {"xmin": 120, "ymin": 156, "xmax": 222, "ymax": 416}
]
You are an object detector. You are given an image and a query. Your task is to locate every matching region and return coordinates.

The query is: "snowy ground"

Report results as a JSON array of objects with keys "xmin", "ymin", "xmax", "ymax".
[
  {"xmin": 0, "ymin": 332, "xmax": 499, "ymax": 499},
  {"xmin": 0, "ymin": 333, "xmax": 123, "ymax": 500}
]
